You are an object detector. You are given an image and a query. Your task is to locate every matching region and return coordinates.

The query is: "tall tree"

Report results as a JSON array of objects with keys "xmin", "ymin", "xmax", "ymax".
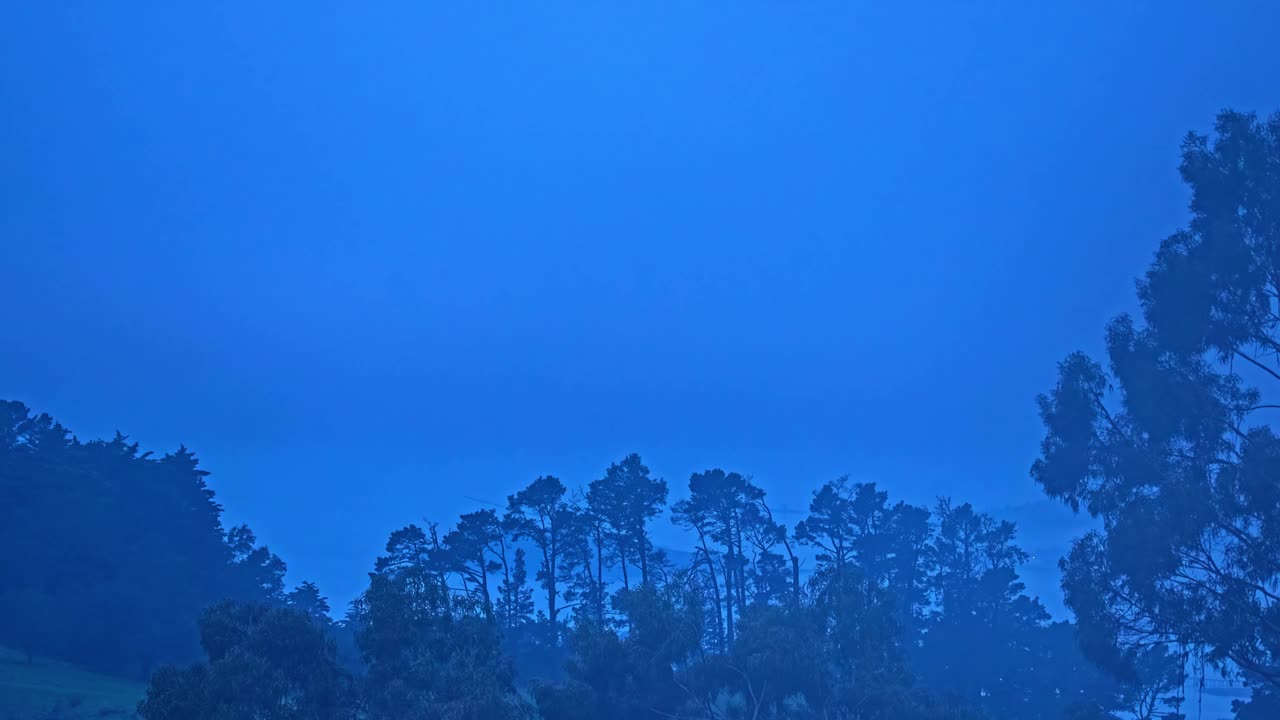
[
  {"xmin": 506, "ymin": 475, "xmax": 581, "ymax": 638},
  {"xmin": 916, "ymin": 500, "xmax": 1056, "ymax": 717},
  {"xmin": 745, "ymin": 491, "xmax": 803, "ymax": 606},
  {"xmin": 495, "ymin": 547, "xmax": 535, "ymax": 631},
  {"xmin": 795, "ymin": 476, "xmax": 859, "ymax": 583},
  {"xmin": 1033, "ymin": 110, "xmax": 1280, "ymax": 702},
  {"xmin": 587, "ymin": 453, "xmax": 668, "ymax": 589},
  {"xmin": 370, "ymin": 523, "xmax": 450, "ymax": 616},
  {"xmin": 358, "ymin": 544, "xmax": 525, "ymax": 720},
  {"xmin": 796, "ymin": 477, "xmax": 930, "ymax": 623},
  {"xmin": 443, "ymin": 510, "xmax": 505, "ymax": 620},
  {"xmin": 671, "ymin": 468, "xmax": 759, "ymax": 648},
  {"xmin": 671, "ymin": 472, "xmax": 727, "ymax": 653},
  {"xmin": 568, "ymin": 493, "xmax": 611, "ymax": 628}
]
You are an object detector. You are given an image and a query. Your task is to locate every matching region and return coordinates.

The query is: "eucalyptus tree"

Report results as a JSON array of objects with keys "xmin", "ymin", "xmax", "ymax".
[{"xmin": 1034, "ymin": 110, "xmax": 1280, "ymax": 697}]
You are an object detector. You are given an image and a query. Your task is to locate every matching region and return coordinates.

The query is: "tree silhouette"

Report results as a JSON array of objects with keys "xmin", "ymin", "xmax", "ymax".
[
  {"xmin": 506, "ymin": 475, "xmax": 582, "ymax": 640},
  {"xmin": 138, "ymin": 601, "xmax": 350, "ymax": 720},
  {"xmin": 443, "ymin": 509, "xmax": 505, "ymax": 620},
  {"xmin": 1034, "ymin": 110, "xmax": 1280, "ymax": 702},
  {"xmin": 587, "ymin": 453, "xmax": 668, "ymax": 590},
  {"xmin": 0, "ymin": 401, "xmax": 285, "ymax": 677}
]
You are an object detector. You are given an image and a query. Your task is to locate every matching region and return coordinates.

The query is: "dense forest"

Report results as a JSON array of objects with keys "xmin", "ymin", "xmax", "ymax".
[{"xmin": 2, "ymin": 110, "xmax": 1278, "ymax": 719}]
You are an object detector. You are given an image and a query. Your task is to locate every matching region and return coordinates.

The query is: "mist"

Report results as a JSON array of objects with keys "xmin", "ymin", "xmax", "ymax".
[{"xmin": 3, "ymin": 4, "xmax": 1279, "ymax": 719}]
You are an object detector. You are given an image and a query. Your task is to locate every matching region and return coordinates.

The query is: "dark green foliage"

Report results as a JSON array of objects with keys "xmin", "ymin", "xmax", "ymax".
[
  {"xmin": 496, "ymin": 547, "xmax": 536, "ymax": 632},
  {"xmin": 1033, "ymin": 110, "xmax": 1280, "ymax": 697},
  {"xmin": 442, "ymin": 510, "xmax": 504, "ymax": 620},
  {"xmin": 506, "ymin": 475, "xmax": 582, "ymax": 638},
  {"xmin": 534, "ymin": 585, "xmax": 700, "ymax": 720},
  {"xmin": 798, "ymin": 478, "xmax": 932, "ymax": 635},
  {"xmin": 287, "ymin": 581, "xmax": 334, "ymax": 628},
  {"xmin": 137, "ymin": 601, "xmax": 350, "ymax": 720},
  {"xmin": 0, "ymin": 401, "xmax": 286, "ymax": 678},
  {"xmin": 914, "ymin": 500, "xmax": 1123, "ymax": 720},
  {"xmin": 354, "ymin": 530, "xmax": 527, "ymax": 720},
  {"xmin": 1234, "ymin": 688, "xmax": 1280, "ymax": 720},
  {"xmin": 1118, "ymin": 646, "xmax": 1182, "ymax": 720},
  {"xmin": 587, "ymin": 453, "xmax": 668, "ymax": 589},
  {"xmin": 17, "ymin": 391, "xmax": 1238, "ymax": 720}
]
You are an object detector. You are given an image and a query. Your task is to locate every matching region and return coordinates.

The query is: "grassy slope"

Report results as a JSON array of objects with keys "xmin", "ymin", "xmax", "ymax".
[{"xmin": 0, "ymin": 647, "xmax": 143, "ymax": 719}]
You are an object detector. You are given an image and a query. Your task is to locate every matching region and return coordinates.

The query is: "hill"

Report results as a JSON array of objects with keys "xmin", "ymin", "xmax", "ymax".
[{"xmin": 0, "ymin": 647, "xmax": 143, "ymax": 719}]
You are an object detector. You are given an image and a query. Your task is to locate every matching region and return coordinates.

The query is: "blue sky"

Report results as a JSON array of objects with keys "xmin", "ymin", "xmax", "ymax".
[{"xmin": 4, "ymin": 2, "xmax": 1279, "ymax": 609}]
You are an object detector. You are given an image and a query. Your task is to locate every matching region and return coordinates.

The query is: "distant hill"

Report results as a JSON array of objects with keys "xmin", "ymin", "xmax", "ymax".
[{"xmin": 0, "ymin": 647, "xmax": 142, "ymax": 720}]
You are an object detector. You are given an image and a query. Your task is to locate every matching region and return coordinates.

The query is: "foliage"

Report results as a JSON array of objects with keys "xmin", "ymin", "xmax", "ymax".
[
  {"xmin": 587, "ymin": 453, "xmax": 668, "ymax": 590},
  {"xmin": 137, "ymin": 601, "xmax": 350, "ymax": 720},
  {"xmin": 1033, "ymin": 110, "xmax": 1280, "ymax": 704},
  {"xmin": 506, "ymin": 475, "xmax": 582, "ymax": 638},
  {"xmin": 354, "ymin": 531, "xmax": 528, "ymax": 720},
  {"xmin": 0, "ymin": 401, "xmax": 287, "ymax": 678}
]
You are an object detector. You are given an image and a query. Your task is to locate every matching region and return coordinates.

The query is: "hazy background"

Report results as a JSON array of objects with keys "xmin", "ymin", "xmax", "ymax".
[{"xmin": 4, "ymin": 2, "xmax": 1279, "ymax": 611}]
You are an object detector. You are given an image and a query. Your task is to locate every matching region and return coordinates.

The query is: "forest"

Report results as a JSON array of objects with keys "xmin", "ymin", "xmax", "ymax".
[{"xmin": 2, "ymin": 110, "xmax": 1278, "ymax": 720}]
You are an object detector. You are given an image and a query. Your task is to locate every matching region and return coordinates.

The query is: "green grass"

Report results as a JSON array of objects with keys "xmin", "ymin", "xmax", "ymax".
[{"xmin": 0, "ymin": 647, "xmax": 143, "ymax": 719}]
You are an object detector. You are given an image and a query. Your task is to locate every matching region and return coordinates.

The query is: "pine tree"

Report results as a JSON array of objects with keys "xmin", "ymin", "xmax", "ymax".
[{"xmin": 496, "ymin": 548, "xmax": 535, "ymax": 630}]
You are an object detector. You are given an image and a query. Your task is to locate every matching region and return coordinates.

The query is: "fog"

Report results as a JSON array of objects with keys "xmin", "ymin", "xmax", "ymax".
[{"xmin": 3, "ymin": 4, "xmax": 1278, "ymax": 719}]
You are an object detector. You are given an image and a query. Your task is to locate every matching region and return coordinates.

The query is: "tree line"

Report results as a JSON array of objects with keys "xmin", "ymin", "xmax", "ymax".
[
  {"xmin": 147, "ymin": 452, "xmax": 1141, "ymax": 720},
  {"xmin": 2, "ymin": 402, "xmax": 1148, "ymax": 720},
  {"xmin": 0, "ymin": 404, "xmax": 291, "ymax": 677}
]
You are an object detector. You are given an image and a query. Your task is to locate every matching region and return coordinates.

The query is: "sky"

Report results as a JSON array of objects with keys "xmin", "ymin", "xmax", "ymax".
[{"xmin": 4, "ymin": 2, "xmax": 1280, "ymax": 611}]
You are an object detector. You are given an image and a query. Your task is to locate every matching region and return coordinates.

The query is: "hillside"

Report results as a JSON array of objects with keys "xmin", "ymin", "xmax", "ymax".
[{"xmin": 0, "ymin": 647, "xmax": 142, "ymax": 720}]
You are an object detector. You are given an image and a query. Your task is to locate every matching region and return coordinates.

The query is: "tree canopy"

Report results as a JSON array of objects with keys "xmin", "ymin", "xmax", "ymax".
[
  {"xmin": 0, "ymin": 401, "xmax": 289, "ymax": 678},
  {"xmin": 1034, "ymin": 109, "xmax": 1280, "ymax": 714}
]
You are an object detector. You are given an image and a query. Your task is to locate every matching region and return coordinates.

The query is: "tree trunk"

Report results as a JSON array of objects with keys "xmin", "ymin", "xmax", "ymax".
[
  {"xmin": 595, "ymin": 526, "xmax": 606, "ymax": 624},
  {"xmin": 498, "ymin": 537, "xmax": 512, "ymax": 628},
  {"xmin": 547, "ymin": 531, "xmax": 558, "ymax": 641},
  {"xmin": 478, "ymin": 553, "xmax": 493, "ymax": 620},
  {"xmin": 723, "ymin": 553, "xmax": 735, "ymax": 648},
  {"xmin": 699, "ymin": 534, "xmax": 725, "ymax": 654},
  {"xmin": 618, "ymin": 536, "xmax": 630, "ymax": 591},
  {"xmin": 639, "ymin": 531, "xmax": 649, "ymax": 587},
  {"xmin": 734, "ymin": 528, "xmax": 747, "ymax": 610},
  {"xmin": 790, "ymin": 553, "xmax": 801, "ymax": 606}
]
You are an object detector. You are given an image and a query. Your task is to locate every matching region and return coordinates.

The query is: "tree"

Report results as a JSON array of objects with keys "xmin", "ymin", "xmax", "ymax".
[
  {"xmin": 672, "ymin": 468, "xmax": 773, "ymax": 650},
  {"xmin": 506, "ymin": 475, "xmax": 581, "ymax": 638},
  {"xmin": 796, "ymin": 478, "xmax": 930, "ymax": 629},
  {"xmin": 534, "ymin": 584, "xmax": 700, "ymax": 720},
  {"xmin": 496, "ymin": 547, "xmax": 535, "ymax": 631},
  {"xmin": 371, "ymin": 523, "xmax": 448, "ymax": 613},
  {"xmin": 138, "ymin": 601, "xmax": 351, "ymax": 720},
  {"xmin": 227, "ymin": 523, "xmax": 288, "ymax": 603},
  {"xmin": 357, "ymin": 527, "xmax": 526, "ymax": 720},
  {"xmin": 708, "ymin": 573, "xmax": 978, "ymax": 720},
  {"xmin": 917, "ymin": 500, "xmax": 1042, "ymax": 715},
  {"xmin": 1120, "ymin": 646, "xmax": 1183, "ymax": 720},
  {"xmin": 740, "ymin": 488, "xmax": 804, "ymax": 608},
  {"xmin": 287, "ymin": 581, "xmax": 334, "ymax": 627},
  {"xmin": 795, "ymin": 476, "xmax": 859, "ymax": 582},
  {"xmin": 0, "ymin": 401, "xmax": 286, "ymax": 678},
  {"xmin": 442, "ymin": 510, "xmax": 505, "ymax": 620},
  {"xmin": 1033, "ymin": 110, "xmax": 1280, "ymax": 701},
  {"xmin": 587, "ymin": 453, "xmax": 668, "ymax": 589}
]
